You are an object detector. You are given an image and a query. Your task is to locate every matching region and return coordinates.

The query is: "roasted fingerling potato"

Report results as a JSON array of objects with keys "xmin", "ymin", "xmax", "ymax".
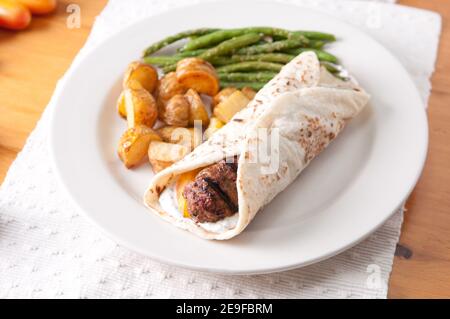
[
  {"xmin": 148, "ymin": 141, "xmax": 190, "ymax": 163},
  {"xmin": 185, "ymin": 89, "xmax": 210, "ymax": 127},
  {"xmin": 176, "ymin": 58, "xmax": 220, "ymax": 96},
  {"xmin": 118, "ymin": 125, "xmax": 162, "ymax": 169},
  {"xmin": 212, "ymin": 87, "xmax": 238, "ymax": 107},
  {"xmin": 123, "ymin": 61, "xmax": 159, "ymax": 93},
  {"xmin": 160, "ymin": 94, "xmax": 190, "ymax": 127},
  {"xmin": 124, "ymin": 88, "xmax": 158, "ymax": 128},
  {"xmin": 156, "ymin": 72, "xmax": 187, "ymax": 105}
]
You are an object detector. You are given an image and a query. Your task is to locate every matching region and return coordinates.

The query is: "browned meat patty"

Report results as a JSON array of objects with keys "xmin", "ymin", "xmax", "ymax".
[
  {"xmin": 196, "ymin": 160, "xmax": 238, "ymax": 204},
  {"xmin": 183, "ymin": 159, "xmax": 238, "ymax": 223}
]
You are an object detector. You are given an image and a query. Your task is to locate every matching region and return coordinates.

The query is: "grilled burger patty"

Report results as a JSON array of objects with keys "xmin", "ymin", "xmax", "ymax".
[{"xmin": 183, "ymin": 160, "xmax": 238, "ymax": 223}]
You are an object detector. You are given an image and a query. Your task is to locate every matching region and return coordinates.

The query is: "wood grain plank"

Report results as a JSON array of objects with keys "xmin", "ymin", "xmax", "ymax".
[
  {"xmin": 0, "ymin": 0, "xmax": 108, "ymax": 182},
  {"xmin": 390, "ymin": 0, "xmax": 450, "ymax": 299}
]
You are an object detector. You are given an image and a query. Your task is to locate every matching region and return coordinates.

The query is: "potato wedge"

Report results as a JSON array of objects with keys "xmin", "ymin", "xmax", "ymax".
[
  {"xmin": 160, "ymin": 94, "xmax": 190, "ymax": 127},
  {"xmin": 175, "ymin": 169, "xmax": 200, "ymax": 218},
  {"xmin": 204, "ymin": 117, "xmax": 225, "ymax": 140},
  {"xmin": 212, "ymin": 87, "xmax": 238, "ymax": 107},
  {"xmin": 156, "ymin": 72, "xmax": 187, "ymax": 105},
  {"xmin": 148, "ymin": 141, "xmax": 190, "ymax": 163},
  {"xmin": 117, "ymin": 91, "xmax": 127, "ymax": 118},
  {"xmin": 176, "ymin": 58, "xmax": 219, "ymax": 96},
  {"xmin": 124, "ymin": 88, "xmax": 158, "ymax": 128},
  {"xmin": 213, "ymin": 90, "xmax": 250, "ymax": 123},
  {"xmin": 185, "ymin": 89, "xmax": 210, "ymax": 127},
  {"xmin": 149, "ymin": 158, "xmax": 173, "ymax": 173},
  {"xmin": 123, "ymin": 61, "xmax": 158, "ymax": 93},
  {"xmin": 118, "ymin": 125, "xmax": 161, "ymax": 169},
  {"xmin": 241, "ymin": 86, "xmax": 257, "ymax": 100}
]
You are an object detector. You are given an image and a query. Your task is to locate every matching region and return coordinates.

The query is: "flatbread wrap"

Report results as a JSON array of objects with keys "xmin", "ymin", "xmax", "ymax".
[{"xmin": 144, "ymin": 51, "xmax": 370, "ymax": 240}]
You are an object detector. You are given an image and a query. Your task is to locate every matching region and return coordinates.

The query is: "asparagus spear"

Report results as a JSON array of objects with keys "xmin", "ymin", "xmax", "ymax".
[
  {"xmin": 218, "ymin": 72, "xmax": 277, "ymax": 82},
  {"xmin": 198, "ymin": 33, "xmax": 262, "ymax": 59},
  {"xmin": 322, "ymin": 62, "xmax": 348, "ymax": 80},
  {"xmin": 321, "ymin": 62, "xmax": 340, "ymax": 74},
  {"xmin": 284, "ymin": 48, "xmax": 338, "ymax": 63},
  {"xmin": 236, "ymin": 33, "xmax": 308, "ymax": 55},
  {"xmin": 162, "ymin": 64, "xmax": 178, "ymax": 73},
  {"xmin": 142, "ymin": 28, "xmax": 218, "ymax": 56},
  {"xmin": 210, "ymin": 53, "xmax": 294, "ymax": 65},
  {"xmin": 175, "ymin": 49, "xmax": 207, "ymax": 58},
  {"xmin": 145, "ymin": 52, "xmax": 214, "ymax": 67},
  {"xmin": 308, "ymin": 40, "xmax": 326, "ymax": 49},
  {"xmin": 143, "ymin": 56, "xmax": 179, "ymax": 66},
  {"xmin": 296, "ymin": 31, "xmax": 336, "ymax": 41},
  {"xmin": 181, "ymin": 27, "xmax": 306, "ymax": 52},
  {"xmin": 216, "ymin": 61, "xmax": 283, "ymax": 73},
  {"xmin": 220, "ymin": 81, "xmax": 266, "ymax": 90}
]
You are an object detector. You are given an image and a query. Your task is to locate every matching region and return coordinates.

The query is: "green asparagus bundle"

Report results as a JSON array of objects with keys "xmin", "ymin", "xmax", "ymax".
[{"xmin": 142, "ymin": 27, "xmax": 341, "ymax": 90}]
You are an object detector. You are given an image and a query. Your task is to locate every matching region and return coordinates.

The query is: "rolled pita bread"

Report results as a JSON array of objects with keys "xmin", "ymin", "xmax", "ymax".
[{"xmin": 144, "ymin": 52, "xmax": 370, "ymax": 240}]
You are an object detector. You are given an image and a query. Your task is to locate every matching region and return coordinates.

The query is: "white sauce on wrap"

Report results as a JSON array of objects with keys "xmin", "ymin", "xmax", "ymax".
[{"xmin": 159, "ymin": 186, "xmax": 239, "ymax": 233}]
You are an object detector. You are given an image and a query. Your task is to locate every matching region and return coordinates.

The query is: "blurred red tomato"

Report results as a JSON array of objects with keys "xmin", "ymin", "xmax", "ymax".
[{"xmin": 0, "ymin": 0, "xmax": 32, "ymax": 30}]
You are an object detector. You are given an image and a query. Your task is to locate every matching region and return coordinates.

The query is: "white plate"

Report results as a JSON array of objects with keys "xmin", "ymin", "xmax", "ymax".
[{"xmin": 49, "ymin": 0, "xmax": 428, "ymax": 274}]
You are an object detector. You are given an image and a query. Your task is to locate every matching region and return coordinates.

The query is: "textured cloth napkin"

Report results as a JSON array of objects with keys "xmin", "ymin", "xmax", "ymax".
[{"xmin": 0, "ymin": 0, "xmax": 441, "ymax": 298}]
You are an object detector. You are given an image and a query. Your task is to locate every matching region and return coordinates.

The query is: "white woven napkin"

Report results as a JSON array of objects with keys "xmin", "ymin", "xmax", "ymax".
[{"xmin": 0, "ymin": 0, "xmax": 441, "ymax": 299}]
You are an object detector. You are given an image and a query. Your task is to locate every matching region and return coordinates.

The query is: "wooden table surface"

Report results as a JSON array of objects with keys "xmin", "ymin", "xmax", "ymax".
[{"xmin": 0, "ymin": 0, "xmax": 449, "ymax": 298}]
